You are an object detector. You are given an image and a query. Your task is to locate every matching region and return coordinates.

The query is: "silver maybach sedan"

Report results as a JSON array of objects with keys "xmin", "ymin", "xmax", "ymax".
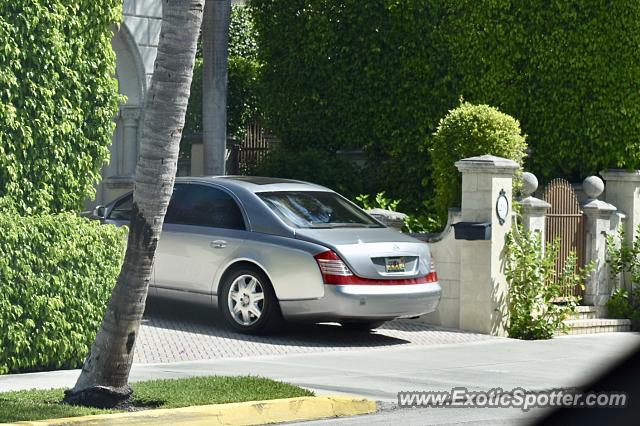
[{"xmin": 96, "ymin": 176, "xmax": 441, "ymax": 333}]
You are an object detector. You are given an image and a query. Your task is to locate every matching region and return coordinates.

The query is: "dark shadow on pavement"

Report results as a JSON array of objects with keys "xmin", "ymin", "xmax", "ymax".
[{"xmin": 142, "ymin": 297, "xmax": 411, "ymax": 348}]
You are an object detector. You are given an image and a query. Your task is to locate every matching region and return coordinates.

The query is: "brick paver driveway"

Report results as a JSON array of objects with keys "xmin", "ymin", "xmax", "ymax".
[{"xmin": 134, "ymin": 298, "xmax": 497, "ymax": 364}]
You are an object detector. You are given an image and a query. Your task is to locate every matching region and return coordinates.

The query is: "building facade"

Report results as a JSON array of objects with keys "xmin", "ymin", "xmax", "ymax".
[{"xmin": 97, "ymin": 0, "xmax": 162, "ymax": 205}]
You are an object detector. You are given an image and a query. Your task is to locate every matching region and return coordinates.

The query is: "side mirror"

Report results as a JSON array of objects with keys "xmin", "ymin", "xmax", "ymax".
[{"xmin": 93, "ymin": 205, "xmax": 107, "ymax": 220}]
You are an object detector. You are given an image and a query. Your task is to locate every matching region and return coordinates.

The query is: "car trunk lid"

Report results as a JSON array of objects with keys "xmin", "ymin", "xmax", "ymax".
[{"xmin": 295, "ymin": 228, "xmax": 432, "ymax": 280}]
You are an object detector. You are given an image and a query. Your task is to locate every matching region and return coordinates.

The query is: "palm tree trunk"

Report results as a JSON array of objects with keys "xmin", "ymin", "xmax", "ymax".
[
  {"xmin": 64, "ymin": 0, "xmax": 205, "ymax": 408},
  {"xmin": 202, "ymin": 0, "xmax": 231, "ymax": 175}
]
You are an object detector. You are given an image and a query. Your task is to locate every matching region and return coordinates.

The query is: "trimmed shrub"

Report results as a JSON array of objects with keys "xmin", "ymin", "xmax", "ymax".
[
  {"xmin": 0, "ymin": 0, "xmax": 121, "ymax": 214},
  {"xmin": 0, "ymin": 208, "xmax": 126, "ymax": 374},
  {"xmin": 431, "ymin": 102, "xmax": 527, "ymax": 220}
]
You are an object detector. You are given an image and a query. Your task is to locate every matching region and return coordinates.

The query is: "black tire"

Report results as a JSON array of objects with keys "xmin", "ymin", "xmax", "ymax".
[
  {"xmin": 340, "ymin": 320, "xmax": 386, "ymax": 331},
  {"xmin": 219, "ymin": 266, "xmax": 282, "ymax": 334}
]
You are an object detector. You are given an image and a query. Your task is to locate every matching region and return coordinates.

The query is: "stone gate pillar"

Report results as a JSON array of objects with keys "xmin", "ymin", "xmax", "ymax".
[
  {"xmin": 581, "ymin": 176, "xmax": 617, "ymax": 315},
  {"xmin": 519, "ymin": 172, "xmax": 551, "ymax": 251},
  {"xmin": 601, "ymin": 170, "xmax": 640, "ymax": 245},
  {"xmin": 455, "ymin": 155, "xmax": 518, "ymax": 336}
]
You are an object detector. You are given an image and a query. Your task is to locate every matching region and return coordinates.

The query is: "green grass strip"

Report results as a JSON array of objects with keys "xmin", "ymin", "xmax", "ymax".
[{"xmin": 0, "ymin": 375, "xmax": 314, "ymax": 422}]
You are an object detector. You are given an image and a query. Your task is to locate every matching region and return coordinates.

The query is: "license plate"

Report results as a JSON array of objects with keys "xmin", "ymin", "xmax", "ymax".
[{"xmin": 385, "ymin": 257, "xmax": 405, "ymax": 273}]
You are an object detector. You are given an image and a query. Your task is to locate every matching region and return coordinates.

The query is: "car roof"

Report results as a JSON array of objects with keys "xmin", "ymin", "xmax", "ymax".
[{"xmin": 179, "ymin": 176, "xmax": 333, "ymax": 193}]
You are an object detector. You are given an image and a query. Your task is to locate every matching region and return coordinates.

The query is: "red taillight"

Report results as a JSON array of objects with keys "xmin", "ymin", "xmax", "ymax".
[
  {"xmin": 314, "ymin": 250, "xmax": 438, "ymax": 285},
  {"xmin": 314, "ymin": 250, "xmax": 354, "ymax": 285},
  {"xmin": 426, "ymin": 254, "xmax": 438, "ymax": 283}
]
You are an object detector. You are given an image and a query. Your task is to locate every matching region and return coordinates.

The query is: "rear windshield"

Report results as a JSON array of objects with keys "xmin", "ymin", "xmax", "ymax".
[{"xmin": 257, "ymin": 191, "xmax": 383, "ymax": 229}]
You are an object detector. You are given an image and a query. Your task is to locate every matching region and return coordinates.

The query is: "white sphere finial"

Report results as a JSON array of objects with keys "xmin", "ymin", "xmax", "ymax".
[
  {"xmin": 583, "ymin": 176, "xmax": 604, "ymax": 199},
  {"xmin": 521, "ymin": 172, "xmax": 538, "ymax": 197}
]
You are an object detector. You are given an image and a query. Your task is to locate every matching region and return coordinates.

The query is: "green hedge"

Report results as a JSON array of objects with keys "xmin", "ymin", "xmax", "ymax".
[
  {"xmin": 0, "ymin": 208, "xmax": 126, "ymax": 374},
  {"xmin": 255, "ymin": 146, "xmax": 364, "ymax": 196},
  {"xmin": 252, "ymin": 1, "xmax": 640, "ymax": 211},
  {"xmin": 251, "ymin": 0, "xmax": 454, "ymax": 212},
  {"xmin": 443, "ymin": 0, "xmax": 640, "ymax": 181},
  {"xmin": 431, "ymin": 102, "xmax": 527, "ymax": 220},
  {"xmin": 0, "ymin": 0, "xmax": 121, "ymax": 214}
]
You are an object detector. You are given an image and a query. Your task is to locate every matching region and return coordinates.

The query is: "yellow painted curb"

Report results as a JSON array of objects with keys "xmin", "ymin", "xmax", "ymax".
[{"xmin": 5, "ymin": 395, "xmax": 377, "ymax": 426}]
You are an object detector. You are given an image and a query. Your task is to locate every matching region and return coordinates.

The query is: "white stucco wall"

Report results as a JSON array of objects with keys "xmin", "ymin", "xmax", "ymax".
[
  {"xmin": 421, "ymin": 223, "xmax": 462, "ymax": 329},
  {"xmin": 93, "ymin": 0, "xmax": 162, "ymax": 206},
  {"xmin": 123, "ymin": 0, "xmax": 162, "ymax": 89}
]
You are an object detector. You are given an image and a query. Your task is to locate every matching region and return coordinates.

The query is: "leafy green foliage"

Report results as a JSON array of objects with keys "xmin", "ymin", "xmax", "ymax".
[
  {"xmin": 354, "ymin": 192, "xmax": 441, "ymax": 233},
  {"xmin": 607, "ymin": 289, "xmax": 632, "ymax": 319},
  {"xmin": 251, "ymin": 1, "xmax": 640, "ymax": 210},
  {"xmin": 0, "ymin": 376, "xmax": 313, "ymax": 422},
  {"xmin": 255, "ymin": 146, "xmax": 364, "ymax": 196},
  {"xmin": 443, "ymin": 0, "xmax": 640, "ymax": 180},
  {"xmin": 606, "ymin": 225, "xmax": 640, "ymax": 289},
  {"xmin": 251, "ymin": 0, "xmax": 455, "ymax": 213},
  {"xmin": 431, "ymin": 102, "xmax": 527, "ymax": 220},
  {"xmin": 0, "ymin": 0, "xmax": 121, "ymax": 213},
  {"xmin": 605, "ymin": 225, "xmax": 640, "ymax": 329},
  {"xmin": 403, "ymin": 211, "xmax": 442, "ymax": 234},
  {"xmin": 504, "ymin": 228, "xmax": 593, "ymax": 340},
  {"xmin": 184, "ymin": 5, "xmax": 261, "ymax": 140},
  {"xmin": 355, "ymin": 192, "xmax": 400, "ymax": 212},
  {"xmin": 0, "ymin": 208, "xmax": 126, "ymax": 374},
  {"xmin": 605, "ymin": 288, "xmax": 640, "ymax": 331}
]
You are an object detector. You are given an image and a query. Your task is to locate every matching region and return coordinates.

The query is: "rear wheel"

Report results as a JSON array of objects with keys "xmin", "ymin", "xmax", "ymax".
[
  {"xmin": 340, "ymin": 320, "xmax": 386, "ymax": 331},
  {"xmin": 219, "ymin": 267, "xmax": 281, "ymax": 334}
]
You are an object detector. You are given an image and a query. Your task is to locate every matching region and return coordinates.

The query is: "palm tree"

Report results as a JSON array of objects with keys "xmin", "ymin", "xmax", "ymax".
[
  {"xmin": 63, "ymin": 0, "xmax": 206, "ymax": 408},
  {"xmin": 202, "ymin": 0, "xmax": 231, "ymax": 175}
]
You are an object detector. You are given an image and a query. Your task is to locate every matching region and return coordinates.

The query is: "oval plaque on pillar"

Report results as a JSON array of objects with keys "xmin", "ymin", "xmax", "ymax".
[{"xmin": 496, "ymin": 189, "xmax": 509, "ymax": 225}]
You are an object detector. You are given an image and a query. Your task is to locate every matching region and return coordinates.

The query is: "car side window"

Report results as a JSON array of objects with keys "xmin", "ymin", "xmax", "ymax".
[
  {"xmin": 108, "ymin": 194, "xmax": 133, "ymax": 221},
  {"xmin": 165, "ymin": 184, "xmax": 245, "ymax": 230}
]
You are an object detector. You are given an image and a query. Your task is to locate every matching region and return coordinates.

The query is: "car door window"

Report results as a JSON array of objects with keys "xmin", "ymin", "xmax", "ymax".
[
  {"xmin": 165, "ymin": 184, "xmax": 245, "ymax": 230},
  {"xmin": 108, "ymin": 194, "xmax": 133, "ymax": 221}
]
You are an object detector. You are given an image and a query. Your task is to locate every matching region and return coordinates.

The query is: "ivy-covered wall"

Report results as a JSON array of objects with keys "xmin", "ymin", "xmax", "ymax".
[
  {"xmin": 0, "ymin": 0, "xmax": 122, "ymax": 213},
  {"xmin": 252, "ymin": 0, "xmax": 454, "ymax": 208},
  {"xmin": 252, "ymin": 0, "xmax": 640, "ymax": 210},
  {"xmin": 444, "ymin": 0, "xmax": 640, "ymax": 181}
]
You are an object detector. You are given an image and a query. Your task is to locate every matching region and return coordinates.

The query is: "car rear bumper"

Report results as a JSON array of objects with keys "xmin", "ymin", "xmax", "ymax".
[{"xmin": 279, "ymin": 282, "xmax": 441, "ymax": 322}]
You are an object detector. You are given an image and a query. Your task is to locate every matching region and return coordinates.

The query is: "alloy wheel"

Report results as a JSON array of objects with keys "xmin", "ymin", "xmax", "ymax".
[{"xmin": 227, "ymin": 274, "xmax": 265, "ymax": 326}]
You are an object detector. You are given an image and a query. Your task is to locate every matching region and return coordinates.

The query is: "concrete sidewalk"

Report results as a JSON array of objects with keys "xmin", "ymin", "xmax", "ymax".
[{"xmin": 2, "ymin": 332, "xmax": 638, "ymax": 402}]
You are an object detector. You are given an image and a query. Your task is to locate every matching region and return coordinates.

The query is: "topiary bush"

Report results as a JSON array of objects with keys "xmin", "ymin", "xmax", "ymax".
[
  {"xmin": 0, "ymin": 0, "xmax": 121, "ymax": 214},
  {"xmin": 430, "ymin": 102, "xmax": 527, "ymax": 220},
  {"xmin": 443, "ymin": 0, "xmax": 640, "ymax": 181},
  {"xmin": 0, "ymin": 207, "xmax": 127, "ymax": 374}
]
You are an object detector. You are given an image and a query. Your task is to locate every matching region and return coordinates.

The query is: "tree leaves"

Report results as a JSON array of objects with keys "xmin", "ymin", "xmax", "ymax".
[
  {"xmin": 0, "ymin": 0, "xmax": 121, "ymax": 214},
  {"xmin": 504, "ymin": 228, "xmax": 594, "ymax": 340},
  {"xmin": 0, "ymin": 208, "xmax": 126, "ymax": 374},
  {"xmin": 431, "ymin": 102, "xmax": 527, "ymax": 220}
]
